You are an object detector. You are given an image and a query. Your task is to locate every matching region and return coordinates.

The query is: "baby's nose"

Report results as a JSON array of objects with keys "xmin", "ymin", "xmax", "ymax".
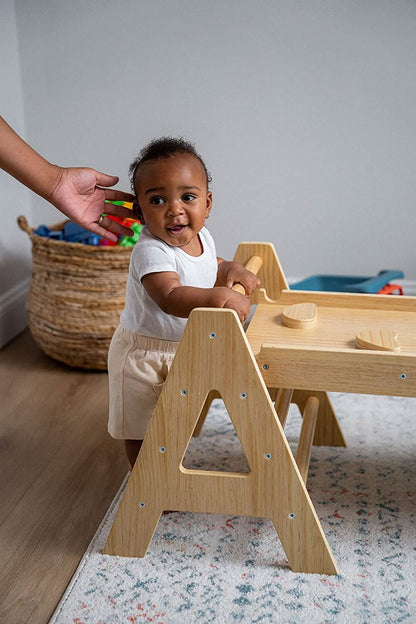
[{"xmin": 167, "ymin": 201, "xmax": 184, "ymax": 215}]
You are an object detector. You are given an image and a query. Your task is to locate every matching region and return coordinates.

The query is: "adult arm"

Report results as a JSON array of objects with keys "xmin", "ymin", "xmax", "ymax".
[{"xmin": 0, "ymin": 116, "xmax": 135, "ymax": 241}]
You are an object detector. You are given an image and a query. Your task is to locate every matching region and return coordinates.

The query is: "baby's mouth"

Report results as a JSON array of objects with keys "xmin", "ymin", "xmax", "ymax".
[{"xmin": 167, "ymin": 224, "xmax": 187, "ymax": 235}]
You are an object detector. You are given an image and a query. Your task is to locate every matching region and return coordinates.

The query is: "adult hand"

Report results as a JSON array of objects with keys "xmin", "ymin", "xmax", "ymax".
[
  {"xmin": 0, "ymin": 116, "xmax": 136, "ymax": 242},
  {"xmin": 47, "ymin": 167, "xmax": 136, "ymax": 242}
]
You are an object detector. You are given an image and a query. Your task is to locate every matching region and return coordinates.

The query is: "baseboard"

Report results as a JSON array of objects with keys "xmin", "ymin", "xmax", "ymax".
[{"xmin": 0, "ymin": 279, "xmax": 30, "ymax": 349}]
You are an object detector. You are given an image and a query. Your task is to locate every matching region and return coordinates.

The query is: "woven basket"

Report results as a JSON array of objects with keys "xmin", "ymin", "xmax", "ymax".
[{"xmin": 18, "ymin": 215, "xmax": 132, "ymax": 370}]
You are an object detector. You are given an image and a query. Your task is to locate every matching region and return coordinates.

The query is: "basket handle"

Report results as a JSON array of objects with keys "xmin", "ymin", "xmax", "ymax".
[{"xmin": 17, "ymin": 215, "xmax": 32, "ymax": 236}]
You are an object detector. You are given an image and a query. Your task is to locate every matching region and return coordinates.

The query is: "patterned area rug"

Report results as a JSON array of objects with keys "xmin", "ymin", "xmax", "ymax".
[{"xmin": 50, "ymin": 394, "xmax": 416, "ymax": 623}]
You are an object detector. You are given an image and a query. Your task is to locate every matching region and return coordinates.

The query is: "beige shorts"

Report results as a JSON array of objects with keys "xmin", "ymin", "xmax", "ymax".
[{"xmin": 108, "ymin": 325, "xmax": 179, "ymax": 440}]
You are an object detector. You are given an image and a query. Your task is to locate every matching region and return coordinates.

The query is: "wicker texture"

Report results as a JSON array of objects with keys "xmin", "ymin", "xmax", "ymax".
[{"xmin": 18, "ymin": 215, "xmax": 132, "ymax": 369}]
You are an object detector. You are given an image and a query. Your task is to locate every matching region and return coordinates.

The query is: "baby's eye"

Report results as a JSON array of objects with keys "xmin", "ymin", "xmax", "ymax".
[
  {"xmin": 182, "ymin": 193, "xmax": 197, "ymax": 202},
  {"xmin": 150, "ymin": 196, "xmax": 165, "ymax": 205}
]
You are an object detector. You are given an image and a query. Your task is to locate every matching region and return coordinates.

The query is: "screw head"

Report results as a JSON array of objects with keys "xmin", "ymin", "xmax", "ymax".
[
  {"xmin": 209, "ymin": 332, "xmax": 216, "ymax": 339},
  {"xmin": 181, "ymin": 389, "xmax": 188, "ymax": 396},
  {"xmin": 400, "ymin": 373, "xmax": 407, "ymax": 380},
  {"xmin": 139, "ymin": 501, "xmax": 146, "ymax": 508},
  {"xmin": 262, "ymin": 364, "xmax": 269, "ymax": 370},
  {"xmin": 288, "ymin": 512, "xmax": 296, "ymax": 519},
  {"xmin": 265, "ymin": 453, "xmax": 272, "ymax": 460},
  {"xmin": 240, "ymin": 392, "xmax": 247, "ymax": 399},
  {"xmin": 159, "ymin": 446, "xmax": 166, "ymax": 453}
]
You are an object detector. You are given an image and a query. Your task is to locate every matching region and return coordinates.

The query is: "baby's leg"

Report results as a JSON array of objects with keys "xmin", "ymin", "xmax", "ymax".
[{"xmin": 125, "ymin": 439, "xmax": 143, "ymax": 470}]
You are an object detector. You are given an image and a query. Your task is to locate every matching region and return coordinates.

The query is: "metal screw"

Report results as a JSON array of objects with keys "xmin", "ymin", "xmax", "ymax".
[
  {"xmin": 139, "ymin": 501, "xmax": 146, "ymax": 508},
  {"xmin": 240, "ymin": 392, "xmax": 247, "ymax": 399},
  {"xmin": 400, "ymin": 373, "xmax": 407, "ymax": 380},
  {"xmin": 159, "ymin": 446, "xmax": 166, "ymax": 453},
  {"xmin": 181, "ymin": 389, "xmax": 188, "ymax": 396},
  {"xmin": 262, "ymin": 364, "xmax": 269, "ymax": 370},
  {"xmin": 265, "ymin": 453, "xmax": 272, "ymax": 460},
  {"xmin": 209, "ymin": 332, "xmax": 216, "ymax": 339},
  {"xmin": 288, "ymin": 512, "xmax": 296, "ymax": 519}
]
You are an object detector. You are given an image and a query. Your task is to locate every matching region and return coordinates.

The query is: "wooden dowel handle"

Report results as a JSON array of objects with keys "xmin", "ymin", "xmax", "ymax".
[{"xmin": 232, "ymin": 255, "xmax": 263, "ymax": 295}]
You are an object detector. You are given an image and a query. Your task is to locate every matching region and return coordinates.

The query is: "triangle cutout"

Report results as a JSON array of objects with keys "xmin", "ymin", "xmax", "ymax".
[{"xmin": 182, "ymin": 389, "xmax": 251, "ymax": 473}]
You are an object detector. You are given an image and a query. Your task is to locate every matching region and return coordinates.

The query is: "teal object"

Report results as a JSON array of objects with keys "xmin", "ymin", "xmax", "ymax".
[
  {"xmin": 118, "ymin": 222, "xmax": 143, "ymax": 247},
  {"xmin": 290, "ymin": 270, "xmax": 404, "ymax": 294}
]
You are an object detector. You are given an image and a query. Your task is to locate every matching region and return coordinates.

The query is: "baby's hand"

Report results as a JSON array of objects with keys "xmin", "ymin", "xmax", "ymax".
[
  {"xmin": 216, "ymin": 261, "xmax": 260, "ymax": 296},
  {"xmin": 214, "ymin": 288, "xmax": 251, "ymax": 322}
]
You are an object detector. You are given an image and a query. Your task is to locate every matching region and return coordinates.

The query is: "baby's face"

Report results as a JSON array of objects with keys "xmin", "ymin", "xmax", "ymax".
[{"xmin": 134, "ymin": 154, "xmax": 212, "ymax": 256}]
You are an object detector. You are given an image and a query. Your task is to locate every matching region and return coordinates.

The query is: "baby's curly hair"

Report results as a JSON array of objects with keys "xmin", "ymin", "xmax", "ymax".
[{"xmin": 129, "ymin": 136, "xmax": 212, "ymax": 193}]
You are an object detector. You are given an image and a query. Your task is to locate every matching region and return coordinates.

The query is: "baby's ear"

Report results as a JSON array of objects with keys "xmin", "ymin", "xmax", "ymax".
[
  {"xmin": 205, "ymin": 190, "xmax": 213, "ymax": 217},
  {"xmin": 133, "ymin": 202, "xmax": 144, "ymax": 223}
]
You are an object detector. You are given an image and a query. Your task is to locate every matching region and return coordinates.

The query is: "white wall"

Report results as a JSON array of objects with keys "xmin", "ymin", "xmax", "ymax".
[
  {"xmin": 0, "ymin": 0, "xmax": 33, "ymax": 346},
  {"xmin": 2, "ymin": 1, "xmax": 415, "ymax": 345},
  {"xmin": 13, "ymin": 0, "xmax": 416, "ymax": 280}
]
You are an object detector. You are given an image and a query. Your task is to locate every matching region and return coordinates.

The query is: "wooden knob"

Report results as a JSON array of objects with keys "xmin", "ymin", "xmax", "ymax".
[
  {"xmin": 282, "ymin": 303, "xmax": 318, "ymax": 329},
  {"xmin": 355, "ymin": 329, "xmax": 400, "ymax": 352}
]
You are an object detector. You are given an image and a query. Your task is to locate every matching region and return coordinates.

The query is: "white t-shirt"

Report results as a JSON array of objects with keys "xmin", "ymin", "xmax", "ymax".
[{"xmin": 120, "ymin": 226, "xmax": 218, "ymax": 341}]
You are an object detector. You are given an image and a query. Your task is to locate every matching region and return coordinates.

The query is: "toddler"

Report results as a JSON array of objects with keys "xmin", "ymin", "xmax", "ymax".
[{"xmin": 108, "ymin": 137, "xmax": 260, "ymax": 468}]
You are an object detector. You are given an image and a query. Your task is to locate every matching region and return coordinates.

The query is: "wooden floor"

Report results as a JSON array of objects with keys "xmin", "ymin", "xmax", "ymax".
[{"xmin": 0, "ymin": 330, "xmax": 128, "ymax": 624}]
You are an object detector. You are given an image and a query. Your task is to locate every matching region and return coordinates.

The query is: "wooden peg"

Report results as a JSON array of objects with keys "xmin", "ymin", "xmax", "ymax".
[
  {"xmin": 355, "ymin": 328, "xmax": 400, "ymax": 352},
  {"xmin": 282, "ymin": 303, "xmax": 318, "ymax": 329}
]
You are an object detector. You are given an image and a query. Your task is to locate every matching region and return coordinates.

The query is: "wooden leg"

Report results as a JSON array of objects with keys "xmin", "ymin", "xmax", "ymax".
[
  {"xmin": 296, "ymin": 396, "xmax": 319, "ymax": 483},
  {"xmin": 104, "ymin": 309, "xmax": 337, "ymax": 574},
  {"xmin": 292, "ymin": 389, "xmax": 347, "ymax": 447},
  {"xmin": 104, "ymin": 477, "xmax": 163, "ymax": 557},
  {"xmin": 274, "ymin": 388, "xmax": 294, "ymax": 427},
  {"xmin": 267, "ymin": 387, "xmax": 278, "ymax": 401}
]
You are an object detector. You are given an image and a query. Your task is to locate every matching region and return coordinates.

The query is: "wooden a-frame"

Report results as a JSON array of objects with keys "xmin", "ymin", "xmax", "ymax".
[{"xmin": 104, "ymin": 307, "xmax": 338, "ymax": 574}]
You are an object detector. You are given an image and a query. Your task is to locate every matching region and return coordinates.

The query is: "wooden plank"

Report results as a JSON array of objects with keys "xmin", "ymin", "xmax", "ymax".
[
  {"xmin": 247, "ymin": 301, "xmax": 416, "ymax": 356},
  {"xmin": 278, "ymin": 289, "xmax": 416, "ymax": 312},
  {"xmin": 258, "ymin": 345, "xmax": 416, "ymax": 397}
]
